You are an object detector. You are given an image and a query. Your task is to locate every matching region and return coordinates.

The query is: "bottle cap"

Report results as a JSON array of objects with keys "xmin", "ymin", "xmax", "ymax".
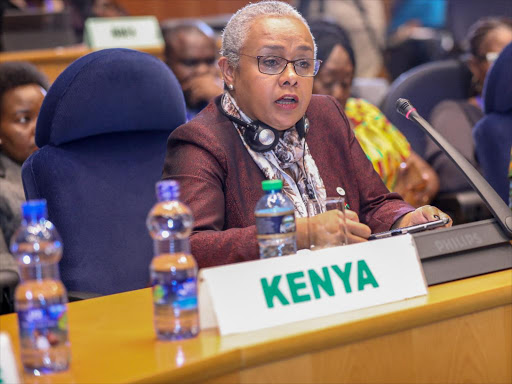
[
  {"xmin": 156, "ymin": 180, "xmax": 179, "ymax": 201},
  {"xmin": 21, "ymin": 199, "xmax": 48, "ymax": 222},
  {"xmin": 262, "ymin": 179, "xmax": 283, "ymax": 191}
]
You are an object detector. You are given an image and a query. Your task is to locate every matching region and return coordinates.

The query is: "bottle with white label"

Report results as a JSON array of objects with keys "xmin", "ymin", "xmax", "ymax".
[
  {"xmin": 255, "ymin": 179, "xmax": 297, "ymax": 259},
  {"xmin": 11, "ymin": 200, "xmax": 70, "ymax": 375}
]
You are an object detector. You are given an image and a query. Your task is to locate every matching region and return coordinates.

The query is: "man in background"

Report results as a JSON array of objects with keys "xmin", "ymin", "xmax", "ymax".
[{"xmin": 162, "ymin": 20, "xmax": 223, "ymax": 120}]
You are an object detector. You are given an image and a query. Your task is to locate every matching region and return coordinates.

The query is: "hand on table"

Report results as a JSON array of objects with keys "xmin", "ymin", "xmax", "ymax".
[
  {"xmin": 297, "ymin": 209, "xmax": 370, "ymax": 250},
  {"xmin": 395, "ymin": 205, "xmax": 452, "ymax": 229},
  {"xmin": 345, "ymin": 209, "xmax": 371, "ymax": 243},
  {"xmin": 312, "ymin": 209, "xmax": 371, "ymax": 245}
]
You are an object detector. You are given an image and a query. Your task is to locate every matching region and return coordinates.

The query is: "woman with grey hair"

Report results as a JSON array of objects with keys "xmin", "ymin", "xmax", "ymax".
[{"xmin": 162, "ymin": 0, "xmax": 451, "ymax": 268}]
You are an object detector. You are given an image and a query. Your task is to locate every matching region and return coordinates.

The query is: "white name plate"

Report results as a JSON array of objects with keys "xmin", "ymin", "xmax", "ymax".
[
  {"xmin": 0, "ymin": 333, "xmax": 20, "ymax": 384},
  {"xmin": 199, "ymin": 234, "xmax": 427, "ymax": 335},
  {"xmin": 84, "ymin": 16, "xmax": 164, "ymax": 49}
]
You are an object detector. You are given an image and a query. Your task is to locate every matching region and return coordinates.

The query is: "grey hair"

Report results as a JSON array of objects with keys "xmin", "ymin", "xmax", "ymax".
[{"xmin": 221, "ymin": 1, "xmax": 316, "ymax": 68}]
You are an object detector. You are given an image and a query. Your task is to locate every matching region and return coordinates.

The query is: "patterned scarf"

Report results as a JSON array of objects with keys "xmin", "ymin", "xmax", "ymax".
[{"xmin": 221, "ymin": 92, "xmax": 326, "ymax": 217}]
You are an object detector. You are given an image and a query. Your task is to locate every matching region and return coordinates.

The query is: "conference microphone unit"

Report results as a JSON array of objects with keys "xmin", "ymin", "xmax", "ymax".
[{"xmin": 395, "ymin": 98, "xmax": 512, "ymax": 285}]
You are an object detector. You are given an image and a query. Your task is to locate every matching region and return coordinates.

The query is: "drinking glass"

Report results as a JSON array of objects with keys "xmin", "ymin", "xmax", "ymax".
[{"xmin": 307, "ymin": 196, "xmax": 347, "ymax": 250}]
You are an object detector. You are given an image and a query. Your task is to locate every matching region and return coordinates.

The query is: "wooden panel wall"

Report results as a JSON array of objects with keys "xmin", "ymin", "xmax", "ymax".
[{"xmin": 115, "ymin": 0, "xmax": 252, "ymax": 21}]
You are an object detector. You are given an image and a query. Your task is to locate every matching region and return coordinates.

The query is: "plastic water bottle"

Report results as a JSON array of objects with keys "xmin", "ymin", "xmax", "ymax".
[
  {"xmin": 255, "ymin": 179, "xmax": 297, "ymax": 258},
  {"xmin": 10, "ymin": 199, "xmax": 70, "ymax": 375},
  {"xmin": 146, "ymin": 180, "xmax": 199, "ymax": 340}
]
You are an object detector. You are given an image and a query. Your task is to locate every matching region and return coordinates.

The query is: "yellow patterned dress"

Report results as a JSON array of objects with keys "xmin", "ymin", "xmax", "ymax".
[{"xmin": 345, "ymin": 98, "xmax": 411, "ymax": 192}]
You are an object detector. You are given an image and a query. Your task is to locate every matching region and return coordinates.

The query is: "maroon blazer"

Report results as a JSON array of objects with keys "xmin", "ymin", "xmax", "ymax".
[{"xmin": 163, "ymin": 95, "xmax": 414, "ymax": 268}]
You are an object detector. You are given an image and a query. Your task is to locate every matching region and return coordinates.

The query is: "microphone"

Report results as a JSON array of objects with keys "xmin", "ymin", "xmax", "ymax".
[
  {"xmin": 394, "ymin": 98, "xmax": 512, "ymax": 286},
  {"xmin": 396, "ymin": 98, "xmax": 512, "ymax": 238}
]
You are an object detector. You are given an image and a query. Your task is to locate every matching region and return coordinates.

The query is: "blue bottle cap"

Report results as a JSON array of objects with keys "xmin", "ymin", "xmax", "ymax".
[
  {"xmin": 156, "ymin": 180, "xmax": 180, "ymax": 202},
  {"xmin": 21, "ymin": 199, "xmax": 48, "ymax": 222}
]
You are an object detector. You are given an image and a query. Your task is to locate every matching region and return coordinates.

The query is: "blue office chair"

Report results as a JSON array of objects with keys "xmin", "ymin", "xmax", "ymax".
[
  {"xmin": 22, "ymin": 48, "xmax": 186, "ymax": 295},
  {"xmin": 380, "ymin": 59, "xmax": 472, "ymax": 157},
  {"xmin": 473, "ymin": 42, "xmax": 512, "ymax": 204}
]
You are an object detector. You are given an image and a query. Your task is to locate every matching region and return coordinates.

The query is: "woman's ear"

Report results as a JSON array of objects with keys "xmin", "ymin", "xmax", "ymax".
[{"xmin": 218, "ymin": 57, "xmax": 235, "ymax": 88}]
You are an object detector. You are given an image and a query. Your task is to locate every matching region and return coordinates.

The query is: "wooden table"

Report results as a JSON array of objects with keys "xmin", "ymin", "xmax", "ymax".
[
  {"xmin": 0, "ymin": 45, "xmax": 164, "ymax": 82},
  {"xmin": 0, "ymin": 269, "xmax": 510, "ymax": 383}
]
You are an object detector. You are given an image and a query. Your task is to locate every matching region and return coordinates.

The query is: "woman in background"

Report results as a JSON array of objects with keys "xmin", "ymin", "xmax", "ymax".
[
  {"xmin": 0, "ymin": 61, "xmax": 48, "ymax": 300},
  {"xmin": 310, "ymin": 20, "xmax": 439, "ymax": 208},
  {"xmin": 426, "ymin": 17, "xmax": 512, "ymax": 194}
]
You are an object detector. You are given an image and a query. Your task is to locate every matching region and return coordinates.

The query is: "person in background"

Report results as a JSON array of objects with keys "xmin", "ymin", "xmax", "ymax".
[
  {"xmin": 162, "ymin": 1, "xmax": 451, "ymax": 269},
  {"xmin": 310, "ymin": 20, "xmax": 439, "ymax": 208},
  {"xmin": 5, "ymin": 0, "xmax": 64, "ymax": 12},
  {"xmin": 294, "ymin": 0, "xmax": 387, "ymax": 79},
  {"xmin": 386, "ymin": 0, "xmax": 448, "ymax": 80},
  {"xmin": 65, "ymin": 0, "xmax": 127, "ymax": 42},
  {"xmin": 426, "ymin": 17, "xmax": 512, "ymax": 195},
  {"xmin": 472, "ymin": 41, "xmax": 512, "ymax": 204},
  {"xmin": 0, "ymin": 61, "xmax": 48, "ymax": 313},
  {"xmin": 162, "ymin": 20, "xmax": 223, "ymax": 120},
  {"xmin": 90, "ymin": 0, "xmax": 125, "ymax": 18},
  {"xmin": 388, "ymin": 0, "xmax": 446, "ymax": 33}
]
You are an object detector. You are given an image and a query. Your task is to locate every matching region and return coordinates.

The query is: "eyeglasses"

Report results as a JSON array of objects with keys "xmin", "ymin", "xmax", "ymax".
[
  {"xmin": 485, "ymin": 52, "xmax": 499, "ymax": 63},
  {"xmin": 476, "ymin": 52, "xmax": 500, "ymax": 63},
  {"xmin": 240, "ymin": 54, "xmax": 322, "ymax": 77}
]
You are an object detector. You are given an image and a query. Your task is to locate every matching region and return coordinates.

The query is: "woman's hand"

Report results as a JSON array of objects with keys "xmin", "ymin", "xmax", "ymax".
[
  {"xmin": 394, "ymin": 205, "xmax": 452, "ymax": 229},
  {"xmin": 345, "ymin": 209, "xmax": 371, "ymax": 243},
  {"xmin": 296, "ymin": 209, "xmax": 371, "ymax": 249}
]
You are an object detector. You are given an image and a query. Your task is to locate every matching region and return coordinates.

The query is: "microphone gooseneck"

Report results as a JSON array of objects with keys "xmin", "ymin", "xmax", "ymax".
[{"xmin": 395, "ymin": 98, "xmax": 512, "ymax": 237}]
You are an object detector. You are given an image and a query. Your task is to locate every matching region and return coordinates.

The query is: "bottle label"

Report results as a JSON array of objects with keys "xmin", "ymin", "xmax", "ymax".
[
  {"xmin": 17, "ymin": 304, "xmax": 69, "ymax": 350},
  {"xmin": 255, "ymin": 212, "xmax": 296, "ymax": 238},
  {"xmin": 152, "ymin": 277, "xmax": 198, "ymax": 310}
]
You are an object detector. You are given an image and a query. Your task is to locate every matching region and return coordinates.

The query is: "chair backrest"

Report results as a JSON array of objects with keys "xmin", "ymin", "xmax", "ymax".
[
  {"xmin": 22, "ymin": 48, "xmax": 186, "ymax": 295},
  {"xmin": 473, "ymin": 42, "xmax": 512, "ymax": 203},
  {"xmin": 380, "ymin": 59, "xmax": 472, "ymax": 156}
]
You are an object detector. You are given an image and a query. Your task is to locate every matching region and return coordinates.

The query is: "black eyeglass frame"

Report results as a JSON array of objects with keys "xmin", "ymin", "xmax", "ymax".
[{"xmin": 239, "ymin": 53, "xmax": 322, "ymax": 77}]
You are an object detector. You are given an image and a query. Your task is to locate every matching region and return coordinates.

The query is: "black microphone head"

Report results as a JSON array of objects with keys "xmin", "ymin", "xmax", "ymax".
[{"xmin": 396, "ymin": 98, "xmax": 414, "ymax": 119}]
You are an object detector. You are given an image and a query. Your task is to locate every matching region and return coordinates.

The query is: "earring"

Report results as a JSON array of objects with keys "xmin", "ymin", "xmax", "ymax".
[{"xmin": 228, "ymin": 84, "xmax": 234, "ymax": 91}]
